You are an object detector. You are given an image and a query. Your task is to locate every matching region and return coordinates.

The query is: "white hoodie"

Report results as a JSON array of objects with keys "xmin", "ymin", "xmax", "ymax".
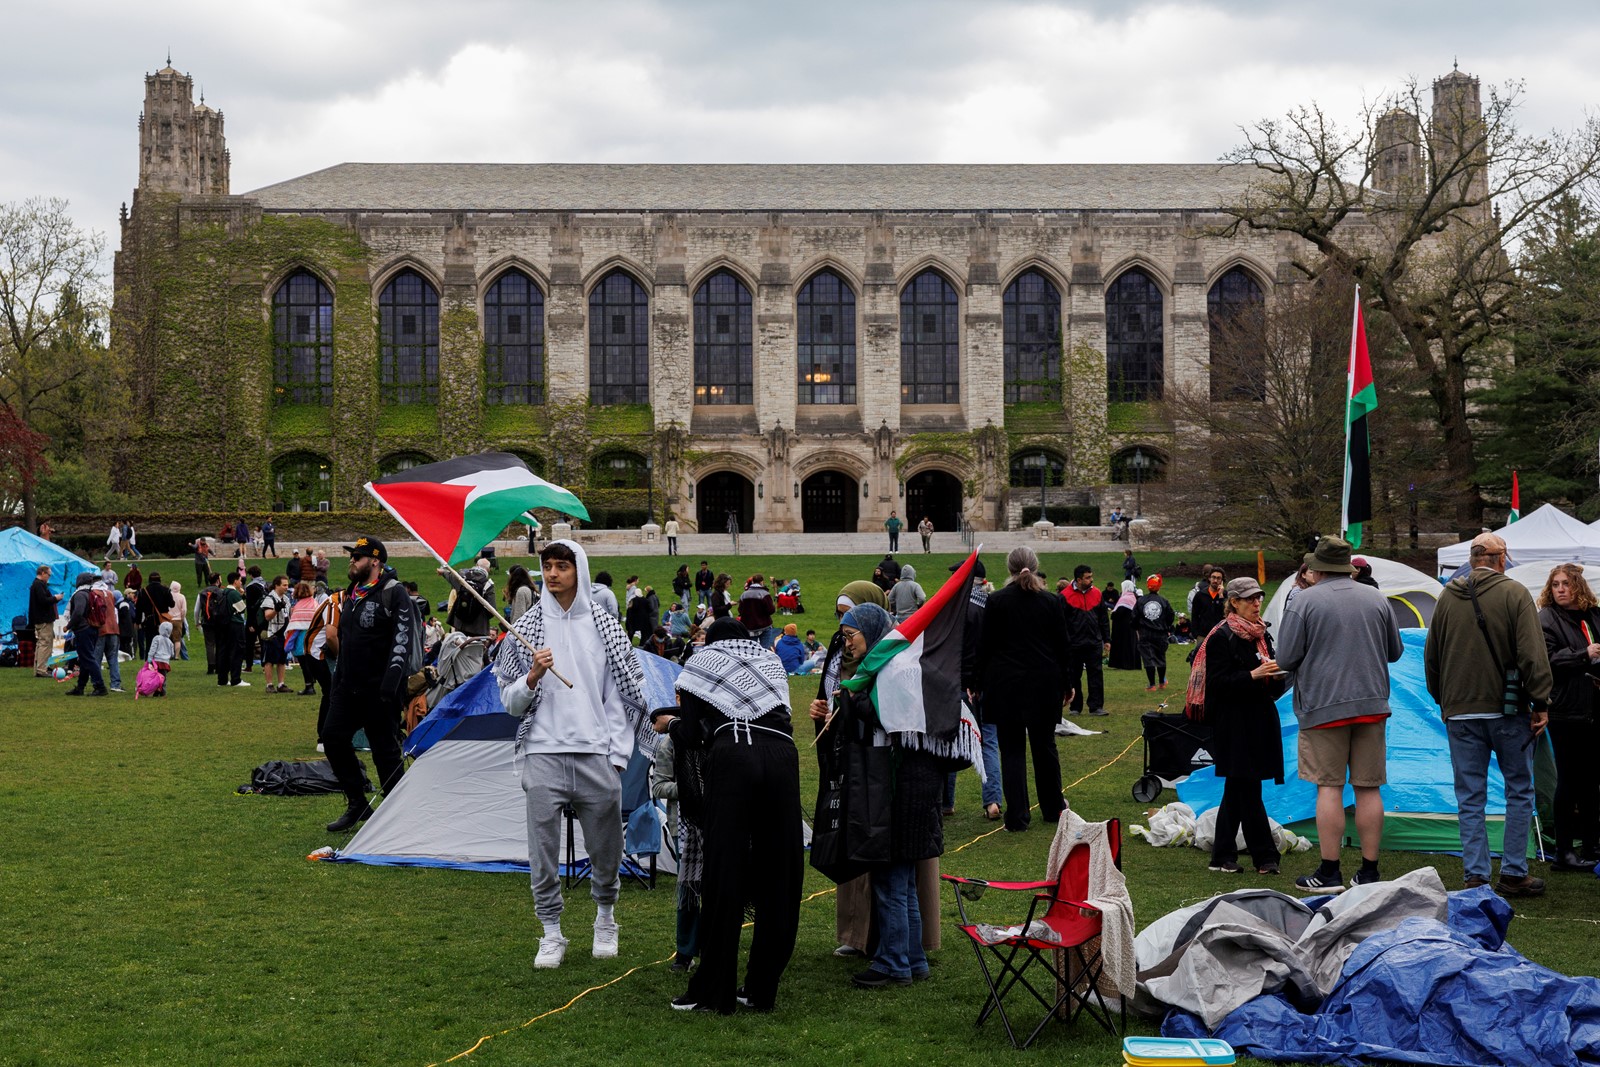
[{"xmin": 498, "ymin": 540, "xmax": 635, "ymax": 770}]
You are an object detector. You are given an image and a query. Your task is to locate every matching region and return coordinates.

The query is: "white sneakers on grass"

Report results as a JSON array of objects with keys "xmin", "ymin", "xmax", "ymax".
[
  {"xmin": 535, "ymin": 935, "xmax": 569, "ymax": 969},
  {"xmin": 593, "ymin": 921, "xmax": 619, "ymax": 959}
]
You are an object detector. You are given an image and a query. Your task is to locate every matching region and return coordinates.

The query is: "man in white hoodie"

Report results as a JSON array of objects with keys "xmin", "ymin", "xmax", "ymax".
[{"xmin": 496, "ymin": 540, "xmax": 647, "ymax": 969}]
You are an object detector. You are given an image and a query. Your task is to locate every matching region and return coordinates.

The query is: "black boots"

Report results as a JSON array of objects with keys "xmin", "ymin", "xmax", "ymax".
[{"xmin": 325, "ymin": 801, "xmax": 374, "ymax": 833}]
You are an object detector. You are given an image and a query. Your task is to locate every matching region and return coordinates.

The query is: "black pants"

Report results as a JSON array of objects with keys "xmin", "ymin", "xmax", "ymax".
[
  {"xmin": 1551, "ymin": 719, "xmax": 1600, "ymax": 857},
  {"xmin": 323, "ymin": 685, "xmax": 405, "ymax": 805},
  {"xmin": 214, "ymin": 626, "xmax": 242, "ymax": 685},
  {"xmin": 299, "ymin": 654, "xmax": 333, "ymax": 740},
  {"xmin": 202, "ymin": 624, "xmax": 218, "ymax": 672},
  {"xmin": 1212, "ymin": 774, "xmax": 1278, "ymax": 867},
  {"xmin": 1065, "ymin": 645, "xmax": 1104, "ymax": 712},
  {"xmin": 684, "ymin": 731, "xmax": 804, "ymax": 1014},
  {"xmin": 995, "ymin": 717, "xmax": 1064, "ymax": 832},
  {"xmin": 888, "ymin": 532, "xmax": 899, "ymax": 551},
  {"xmin": 1138, "ymin": 634, "xmax": 1168, "ymax": 685}
]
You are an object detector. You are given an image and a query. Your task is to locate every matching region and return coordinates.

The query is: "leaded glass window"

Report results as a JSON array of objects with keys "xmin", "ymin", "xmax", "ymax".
[
  {"xmin": 272, "ymin": 452, "xmax": 331, "ymax": 512},
  {"xmin": 589, "ymin": 270, "xmax": 649, "ymax": 404},
  {"xmin": 1208, "ymin": 267, "xmax": 1267, "ymax": 402},
  {"xmin": 1003, "ymin": 271, "xmax": 1061, "ymax": 402},
  {"xmin": 1106, "ymin": 269, "xmax": 1163, "ymax": 402},
  {"xmin": 693, "ymin": 271, "xmax": 753, "ymax": 404},
  {"xmin": 797, "ymin": 270, "xmax": 857, "ymax": 404},
  {"xmin": 901, "ymin": 270, "xmax": 959, "ymax": 404},
  {"xmin": 378, "ymin": 269, "xmax": 439, "ymax": 404},
  {"xmin": 272, "ymin": 270, "xmax": 333, "ymax": 405},
  {"xmin": 485, "ymin": 270, "xmax": 545, "ymax": 404}
]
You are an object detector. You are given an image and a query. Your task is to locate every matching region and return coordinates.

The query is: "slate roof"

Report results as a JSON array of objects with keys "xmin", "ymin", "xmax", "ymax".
[{"xmin": 243, "ymin": 162, "xmax": 1252, "ymax": 213}]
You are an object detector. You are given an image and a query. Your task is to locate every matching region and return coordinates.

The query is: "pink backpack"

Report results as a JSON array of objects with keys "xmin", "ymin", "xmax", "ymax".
[{"xmin": 134, "ymin": 661, "xmax": 165, "ymax": 699}]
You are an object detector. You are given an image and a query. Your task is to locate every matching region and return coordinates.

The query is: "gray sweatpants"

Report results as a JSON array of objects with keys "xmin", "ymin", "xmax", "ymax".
[{"xmin": 520, "ymin": 752, "xmax": 623, "ymax": 925}]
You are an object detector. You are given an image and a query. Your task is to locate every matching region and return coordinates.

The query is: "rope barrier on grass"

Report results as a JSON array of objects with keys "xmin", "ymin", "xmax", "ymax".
[{"xmin": 429, "ymin": 733, "xmax": 1142, "ymax": 1062}]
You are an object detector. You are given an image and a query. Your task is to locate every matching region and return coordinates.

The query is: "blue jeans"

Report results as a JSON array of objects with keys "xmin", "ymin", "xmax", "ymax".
[
  {"xmin": 100, "ymin": 633, "xmax": 122, "ymax": 689},
  {"xmin": 1447, "ymin": 715, "xmax": 1536, "ymax": 879},
  {"xmin": 72, "ymin": 630, "xmax": 104, "ymax": 692},
  {"xmin": 870, "ymin": 861, "xmax": 926, "ymax": 980},
  {"xmin": 982, "ymin": 722, "xmax": 1002, "ymax": 808}
]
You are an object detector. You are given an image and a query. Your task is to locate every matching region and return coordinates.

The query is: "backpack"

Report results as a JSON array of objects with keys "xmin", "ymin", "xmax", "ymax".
[
  {"xmin": 305, "ymin": 593, "xmax": 341, "ymax": 659},
  {"xmin": 201, "ymin": 587, "xmax": 230, "ymax": 627},
  {"xmin": 244, "ymin": 758, "xmax": 369, "ymax": 796},
  {"xmin": 381, "ymin": 579, "xmax": 426, "ymax": 677},
  {"xmin": 87, "ymin": 588, "xmax": 114, "ymax": 632}
]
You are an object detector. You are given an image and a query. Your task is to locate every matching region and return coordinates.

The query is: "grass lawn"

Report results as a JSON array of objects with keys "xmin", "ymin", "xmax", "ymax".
[{"xmin": 3, "ymin": 549, "xmax": 1595, "ymax": 1066}]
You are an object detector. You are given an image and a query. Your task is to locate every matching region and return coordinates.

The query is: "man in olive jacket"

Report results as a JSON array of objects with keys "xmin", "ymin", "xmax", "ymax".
[{"xmin": 1424, "ymin": 532, "xmax": 1553, "ymax": 897}]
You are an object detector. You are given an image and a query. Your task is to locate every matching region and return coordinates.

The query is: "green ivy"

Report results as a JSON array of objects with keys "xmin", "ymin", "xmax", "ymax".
[
  {"xmin": 376, "ymin": 404, "xmax": 440, "ymax": 438},
  {"xmin": 587, "ymin": 403, "xmax": 653, "ymax": 437},
  {"xmin": 269, "ymin": 404, "xmax": 334, "ymax": 437},
  {"xmin": 1003, "ymin": 402, "xmax": 1070, "ymax": 434},
  {"xmin": 894, "ymin": 432, "xmax": 976, "ymax": 478}
]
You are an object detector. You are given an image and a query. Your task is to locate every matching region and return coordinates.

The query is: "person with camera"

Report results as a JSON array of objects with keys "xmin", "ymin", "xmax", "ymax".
[{"xmin": 1425, "ymin": 532, "xmax": 1554, "ymax": 897}]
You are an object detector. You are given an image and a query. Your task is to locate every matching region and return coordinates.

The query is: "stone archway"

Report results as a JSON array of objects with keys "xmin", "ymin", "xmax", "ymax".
[
  {"xmin": 696, "ymin": 471, "xmax": 754, "ymax": 534},
  {"xmin": 801, "ymin": 470, "xmax": 860, "ymax": 533},
  {"xmin": 905, "ymin": 469, "xmax": 963, "ymax": 534}
]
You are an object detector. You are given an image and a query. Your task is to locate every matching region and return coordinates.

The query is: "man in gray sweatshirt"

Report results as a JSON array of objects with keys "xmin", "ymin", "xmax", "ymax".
[{"xmin": 1276, "ymin": 536, "xmax": 1403, "ymax": 892}]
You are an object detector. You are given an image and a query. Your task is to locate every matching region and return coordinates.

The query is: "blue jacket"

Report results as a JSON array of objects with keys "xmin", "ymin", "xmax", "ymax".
[{"xmin": 774, "ymin": 634, "xmax": 806, "ymax": 673}]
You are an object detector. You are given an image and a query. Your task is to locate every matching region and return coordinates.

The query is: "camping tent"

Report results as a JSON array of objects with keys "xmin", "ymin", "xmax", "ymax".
[
  {"xmin": 1177, "ymin": 629, "xmax": 1537, "ymax": 855},
  {"xmin": 333, "ymin": 651, "xmax": 685, "ymax": 874},
  {"xmin": 1263, "ymin": 555, "xmax": 1440, "ymax": 633},
  {"xmin": 0, "ymin": 527, "xmax": 98, "ymax": 631},
  {"xmin": 1436, "ymin": 503, "xmax": 1600, "ymax": 574}
]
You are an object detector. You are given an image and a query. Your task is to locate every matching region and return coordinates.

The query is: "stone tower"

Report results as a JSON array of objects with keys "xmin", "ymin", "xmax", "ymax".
[
  {"xmin": 1430, "ymin": 67, "xmax": 1488, "ymax": 220},
  {"xmin": 1372, "ymin": 107, "xmax": 1423, "ymax": 196},
  {"xmin": 138, "ymin": 62, "xmax": 229, "ymax": 195}
]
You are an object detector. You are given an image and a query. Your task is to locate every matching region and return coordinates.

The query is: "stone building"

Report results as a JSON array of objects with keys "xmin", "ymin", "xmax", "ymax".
[{"xmin": 112, "ymin": 65, "xmax": 1481, "ymax": 533}]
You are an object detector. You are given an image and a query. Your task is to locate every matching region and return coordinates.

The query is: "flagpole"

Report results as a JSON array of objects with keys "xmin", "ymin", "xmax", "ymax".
[{"xmin": 1341, "ymin": 285, "xmax": 1360, "ymax": 544}]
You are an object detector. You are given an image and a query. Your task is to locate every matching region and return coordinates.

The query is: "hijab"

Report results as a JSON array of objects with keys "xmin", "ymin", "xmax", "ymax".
[
  {"xmin": 1116, "ymin": 580, "xmax": 1138, "ymax": 611},
  {"xmin": 838, "ymin": 603, "xmax": 893, "ymax": 680}
]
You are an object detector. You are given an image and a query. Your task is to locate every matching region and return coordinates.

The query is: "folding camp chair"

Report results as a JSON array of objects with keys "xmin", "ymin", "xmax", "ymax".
[
  {"xmin": 561, "ymin": 805, "xmax": 659, "ymax": 890},
  {"xmin": 942, "ymin": 818, "xmax": 1125, "ymax": 1049}
]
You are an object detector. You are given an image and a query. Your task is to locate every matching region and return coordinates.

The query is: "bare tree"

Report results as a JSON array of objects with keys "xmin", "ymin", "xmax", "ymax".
[
  {"xmin": 1215, "ymin": 75, "xmax": 1600, "ymax": 534},
  {"xmin": 0, "ymin": 197, "xmax": 108, "ymax": 529}
]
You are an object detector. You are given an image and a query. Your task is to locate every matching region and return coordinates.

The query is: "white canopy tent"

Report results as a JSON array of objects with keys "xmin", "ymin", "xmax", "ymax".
[
  {"xmin": 1264, "ymin": 555, "xmax": 1441, "ymax": 633},
  {"xmin": 1435, "ymin": 503, "xmax": 1600, "ymax": 575}
]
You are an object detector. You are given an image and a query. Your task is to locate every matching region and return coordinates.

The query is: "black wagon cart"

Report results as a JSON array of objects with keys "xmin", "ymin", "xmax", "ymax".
[{"xmin": 1131, "ymin": 707, "xmax": 1215, "ymax": 803}]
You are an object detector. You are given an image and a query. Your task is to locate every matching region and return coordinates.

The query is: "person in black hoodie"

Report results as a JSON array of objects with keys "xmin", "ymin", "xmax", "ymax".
[{"xmin": 1537, "ymin": 563, "xmax": 1600, "ymax": 871}]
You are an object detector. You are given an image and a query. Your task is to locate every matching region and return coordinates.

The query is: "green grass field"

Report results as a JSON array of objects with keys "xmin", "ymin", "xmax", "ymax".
[{"xmin": 3, "ymin": 549, "xmax": 1596, "ymax": 1066}]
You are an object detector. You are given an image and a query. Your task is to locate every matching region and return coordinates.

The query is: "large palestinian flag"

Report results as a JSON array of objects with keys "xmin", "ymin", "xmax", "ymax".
[
  {"xmin": 365, "ymin": 453, "xmax": 589, "ymax": 567},
  {"xmin": 840, "ymin": 549, "xmax": 982, "ymax": 764},
  {"xmin": 1342, "ymin": 288, "xmax": 1376, "ymax": 550}
]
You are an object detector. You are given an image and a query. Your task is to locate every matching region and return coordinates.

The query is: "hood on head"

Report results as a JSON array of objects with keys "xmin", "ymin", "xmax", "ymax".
[
  {"xmin": 159, "ymin": 622, "xmax": 172, "ymax": 638},
  {"xmin": 76, "ymin": 572, "xmax": 96, "ymax": 587},
  {"xmin": 170, "ymin": 580, "xmax": 181, "ymax": 593},
  {"xmin": 900, "ymin": 564, "xmax": 916, "ymax": 582},
  {"xmin": 543, "ymin": 538, "xmax": 593, "ymax": 616}
]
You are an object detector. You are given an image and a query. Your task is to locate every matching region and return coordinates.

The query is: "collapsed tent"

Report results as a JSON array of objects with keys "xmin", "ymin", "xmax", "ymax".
[
  {"xmin": 332, "ymin": 650, "xmax": 684, "ymax": 874},
  {"xmin": 0, "ymin": 527, "xmax": 98, "ymax": 630},
  {"xmin": 1436, "ymin": 503, "xmax": 1600, "ymax": 574},
  {"xmin": 1177, "ymin": 630, "xmax": 1531, "ymax": 854},
  {"xmin": 1263, "ymin": 554, "xmax": 1439, "ymax": 633}
]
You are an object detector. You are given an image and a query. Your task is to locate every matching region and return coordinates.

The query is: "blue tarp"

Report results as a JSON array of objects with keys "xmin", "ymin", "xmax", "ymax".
[
  {"xmin": 1177, "ymin": 629, "xmax": 1511, "ymax": 823},
  {"xmin": 0, "ymin": 527, "xmax": 98, "ymax": 630},
  {"xmin": 1164, "ymin": 888, "xmax": 1600, "ymax": 1066}
]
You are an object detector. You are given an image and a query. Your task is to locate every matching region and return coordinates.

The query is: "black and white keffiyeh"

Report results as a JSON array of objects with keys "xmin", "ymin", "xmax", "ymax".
[{"xmin": 675, "ymin": 639, "xmax": 790, "ymax": 723}]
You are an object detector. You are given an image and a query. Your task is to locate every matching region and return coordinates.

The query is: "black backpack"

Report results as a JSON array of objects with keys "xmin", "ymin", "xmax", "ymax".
[
  {"xmin": 243, "ymin": 759, "xmax": 370, "ymax": 796},
  {"xmin": 201, "ymin": 587, "xmax": 230, "ymax": 627}
]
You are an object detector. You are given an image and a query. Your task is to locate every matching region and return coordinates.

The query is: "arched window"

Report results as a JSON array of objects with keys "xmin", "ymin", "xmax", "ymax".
[
  {"xmin": 589, "ymin": 450, "xmax": 649, "ymax": 489},
  {"xmin": 485, "ymin": 270, "xmax": 545, "ymax": 404},
  {"xmin": 1208, "ymin": 267, "xmax": 1267, "ymax": 401},
  {"xmin": 506, "ymin": 450, "xmax": 547, "ymax": 478},
  {"xmin": 272, "ymin": 452, "xmax": 332, "ymax": 512},
  {"xmin": 797, "ymin": 269, "xmax": 857, "ymax": 404},
  {"xmin": 1110, "ymin": 447, "xmax": 1167, "ymax": 484},
  {"xmin": 271, "ymin": 270, "xmax": 333, "ymax": 405},
  {"xmin": 378, "ymin": 269, "xmax": 439, "ymax": 403},
  {"xmin": 1003, "ymin": 271, "xmax": 1061, "ymax": 402},
  {"xmin": 1008, "ymin": 449, "xmax": 1066, "ymax": 488},
  {"xmin": 693, "ymin": 270, "xmax": 753, "ymax": 405},
  {"xmin": 589, "ymin": 270, "xmax": 649, "ymax": 405},
  {"xmin": 375, "ymin": 451, "xmax": 433, "ymax": 479},
  {"xmin": 901, "ymin": 270, "xmax": 960, "ymax": 404},
  {"xmin": 1105, "ymin": 269, "xmax": 1163, "ymax": 402}
]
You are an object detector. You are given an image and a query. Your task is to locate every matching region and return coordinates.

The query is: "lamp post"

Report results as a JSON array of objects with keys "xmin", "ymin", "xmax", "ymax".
[
  {"xmin": 645, "ymin": 454, "xmax": 655, "ymax": 524},
  {"xmin": 1130, "ymin": 447, "xmax": 1150, "ymax": 518}
]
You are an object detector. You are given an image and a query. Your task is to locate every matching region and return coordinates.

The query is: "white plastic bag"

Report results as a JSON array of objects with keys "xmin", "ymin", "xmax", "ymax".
[{"xmin": 1130, "ymin": 802, "xmax": 1197, "ymax": 848}]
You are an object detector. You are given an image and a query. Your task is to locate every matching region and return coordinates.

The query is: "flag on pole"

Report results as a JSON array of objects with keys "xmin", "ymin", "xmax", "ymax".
[
  {"xmin": 840, "ymin": 548, "xmax": 983, "ymax": 766},
  {"xmin": 1342, "ymin": 288, "xmax": 1376, "ymax": 550},
  {"xmin": 365, "ymin": 452, "xmax": 589, "ymax": 567},
  {"xmin": 1508, "ymin": 470, "xmax": 1521, "ymax": 524}
]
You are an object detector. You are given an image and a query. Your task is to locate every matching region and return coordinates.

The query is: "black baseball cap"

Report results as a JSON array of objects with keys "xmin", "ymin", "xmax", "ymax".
[{"xmin": 343, "ymin": 536, "xmax": 388, "ymax": 563}]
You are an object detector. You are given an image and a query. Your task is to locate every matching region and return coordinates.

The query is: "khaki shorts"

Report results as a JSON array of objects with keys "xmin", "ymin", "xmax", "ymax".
[{"xmin": 1298, "ymin": 719, "xmax": 1387, "ymax": 787}]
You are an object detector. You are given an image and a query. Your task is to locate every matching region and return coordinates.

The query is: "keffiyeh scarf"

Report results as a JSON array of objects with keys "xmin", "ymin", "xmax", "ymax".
[
  {"xmin": 675, "ymin": 639, "xmax": 790, "ymax": 723},
  {"xmin": 495, "ymin": 601, "xmax": 649, "ymax": 753}
]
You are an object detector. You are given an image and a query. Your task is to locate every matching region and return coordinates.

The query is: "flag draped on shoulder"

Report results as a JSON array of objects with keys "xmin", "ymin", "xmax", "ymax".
[
  {"xmin": 840, "ymin": 548, "xmax": 983, "ymax": 767},
  {"xmin": 1508, "ymin": 470, "xmax": 1521, "ymax": 524},
  {"xmin": 366, "ymin": 452, "xmax": 589, "ymax": 567},
  {"xmin": 1342, "ymin": 289, "xmax": 1376, "ymax": 550}
]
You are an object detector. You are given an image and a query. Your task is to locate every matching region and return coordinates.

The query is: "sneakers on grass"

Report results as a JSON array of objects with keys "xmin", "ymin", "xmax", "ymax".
[
  {"xmin": 535, "ymin": 935, "xmax": 568, "ymax": 969},
  {"xmin": 1294, "ymin": 869, "xmax": 1347, "ymax": 893},
  {"xmin": 593, "ymin": 921, "xmax": 619, "ymax": 959}
]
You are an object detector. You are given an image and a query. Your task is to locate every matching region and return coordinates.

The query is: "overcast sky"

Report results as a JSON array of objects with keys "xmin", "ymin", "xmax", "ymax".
[{"xmin": 6, "ymin": 0, "xmax": 1600, "ymax": 258}]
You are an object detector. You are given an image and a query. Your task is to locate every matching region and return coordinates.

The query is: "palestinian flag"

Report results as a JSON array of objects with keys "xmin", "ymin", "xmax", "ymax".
[
  {"xmin": 840, "ymin": 549, "xmax": 983, "ymax": 766},
  {"xmin": 365, "ymin": 453, "xmax": 588, "ymax": 566},
  {"xmin": 1342, "ymin": 288, "xmax": 1376, "ymax": 550},
  {"xmin": 1509, "ymin": 470, "xmax": 1520, "ymax": 524}
]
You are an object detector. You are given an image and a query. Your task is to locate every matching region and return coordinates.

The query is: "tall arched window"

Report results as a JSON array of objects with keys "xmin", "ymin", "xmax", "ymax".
[
  {"xmin": 272, "ymin": 452, "xmax": 332, "ymax": 512},
  {"xmin": 271, "ymin": 270, "xmax": 333, "ymax": 405},
  {"xmin": 1208, "ymin": 267, "xmax": 1267, "ymax": 401},
  {"xmin": 1105, "ymin": 268, "xmax": 1164, "ymax": 402},
  {"xmin": 589, "ymin": 270, "xmax": 650, "ymax": 404},
  {"xmin": 1003, "ymin": 271, "xmax": 1061, "ymax": 402},
  {"xmin": 1110, "ymin": 447, "xmax": 1168, "ymax": 484},
  {"xmin": 1008, "ymin": 449, "xmax": 1066, "ymax": 488},
  {"xmin": 797, "ymin": 269, "xmax": 857, "ymax": 404},
  {"xmin": 901, "ymin": 270, "xmax": 960, "ymax": 404},
  {"xmin": 485, "ymin": 269, "xmax": 545, "ymax": 404},
  {"xmin": 378, "ymin": 269, "xmax": 439, "ymax": 403},
  {"xmin": 375, "ymin": 451, "xmax": 433, "ymax": 479},
  {"xmin": 693, "ymin": 270, "xmax": 753, "ymax": 405},
  {"xmin": 589, "ymin": 451, "xmax": 649, "ymax": 489}
]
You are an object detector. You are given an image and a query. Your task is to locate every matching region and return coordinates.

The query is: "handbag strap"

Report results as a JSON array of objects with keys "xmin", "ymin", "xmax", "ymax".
[{"xmin": 1464, "ymin": 575, "xmax": 1508, "ymax": 679}]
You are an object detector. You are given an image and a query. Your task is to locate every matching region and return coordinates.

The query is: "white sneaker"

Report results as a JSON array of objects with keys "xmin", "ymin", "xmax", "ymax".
[
  {"xmin": 535, "ymin": 935, "xmax": 568, "ymax": 969},
  {"xmin": 316, "ymin": 743, "xmax": 325, "ymax": 753},
  {"xmin": 233, "ymin": 681, "xmax": 252, "ymax": 687},
  {"xmin": 592, "ymin": 921, "xmax": 619, "ymax": 959}
]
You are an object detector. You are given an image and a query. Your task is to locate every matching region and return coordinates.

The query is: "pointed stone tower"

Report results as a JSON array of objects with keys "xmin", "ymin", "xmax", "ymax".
[
  {"xmin": 1430, "ymin": 66, "xmax": 1489, "ymax": 221},
  {"xmin": 138, "ymin": 60, "xmax": 228, "ymax": 195},
  {"xmin": 1372, "ymin": 107, "xmax": 1423, "ymax": 196}
]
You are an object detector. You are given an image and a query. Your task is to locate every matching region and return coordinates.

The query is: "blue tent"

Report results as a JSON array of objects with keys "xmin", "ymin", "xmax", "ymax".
[
  {"xmin": 1177, "ymin": 629, "xmax": 1527, "ymax": 854},
  {"xmin": 0, "ymin": 527, "xmax": 98, "ymax": 630}
]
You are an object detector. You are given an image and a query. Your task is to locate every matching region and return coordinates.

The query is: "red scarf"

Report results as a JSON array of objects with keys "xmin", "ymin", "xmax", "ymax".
[{"xmin": 1184, "ymin": 611, "xmax": 1270, "ymax": 720}]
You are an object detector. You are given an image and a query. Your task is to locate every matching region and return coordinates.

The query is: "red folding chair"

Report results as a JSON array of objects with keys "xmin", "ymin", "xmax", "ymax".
[{"xmin": 942, "ymin": 817, "xmax": 1125, "ymax": 1049}]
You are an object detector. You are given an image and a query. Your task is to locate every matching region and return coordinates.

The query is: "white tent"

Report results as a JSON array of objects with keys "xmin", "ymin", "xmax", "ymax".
[
  {"xmin": 1264, "ymin": 555, "xmax": 1440, "ymax": 634},
  {"xmin": 1436, "ymin": 503, "xmax": 1600, "ymax": 574}
]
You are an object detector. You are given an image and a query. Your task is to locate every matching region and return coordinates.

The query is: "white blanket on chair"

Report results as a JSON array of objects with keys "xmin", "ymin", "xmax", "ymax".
[{"xmin": 1044, "ymin": 802, "xmax": 1136, "ymax": 999}]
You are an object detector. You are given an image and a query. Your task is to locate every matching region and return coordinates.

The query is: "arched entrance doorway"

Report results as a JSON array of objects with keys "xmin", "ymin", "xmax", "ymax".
[
  {"xmin": 905, "ymin": 469, "xmax": 963, "ymax": 534},
  {"xmin": 801, "ymin": 470, "xmax": 860, "ymax": 533},
  {"xmin": 696, "ymin": 471, "xmax": 754, "ymax": 534}
]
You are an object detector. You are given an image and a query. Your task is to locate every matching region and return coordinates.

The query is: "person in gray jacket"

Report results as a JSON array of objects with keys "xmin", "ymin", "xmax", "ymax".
[
  {"xmin": 887, "ymin": 564, "xmax": 925, "ymax": 624},
  {"xmin": 1275, "ymin": 536, "xmax": 1403, "ymax": 892}
]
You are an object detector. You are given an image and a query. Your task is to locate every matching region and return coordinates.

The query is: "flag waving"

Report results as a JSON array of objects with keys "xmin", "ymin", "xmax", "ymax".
[
  {"xmin": 1509, "ymin": 470, "xmax": 1521, "ymax": 524},
  {"xmin": 366, "ymin": 452, "xmax": 589, "ymax": 567},
  {"xmin": 1342, "ymin": 288, "xmax": 1376, "ymax": 550},
  {"xmin": 840, "ymin": 548, "xmax": 983, "ymax": 767}
]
